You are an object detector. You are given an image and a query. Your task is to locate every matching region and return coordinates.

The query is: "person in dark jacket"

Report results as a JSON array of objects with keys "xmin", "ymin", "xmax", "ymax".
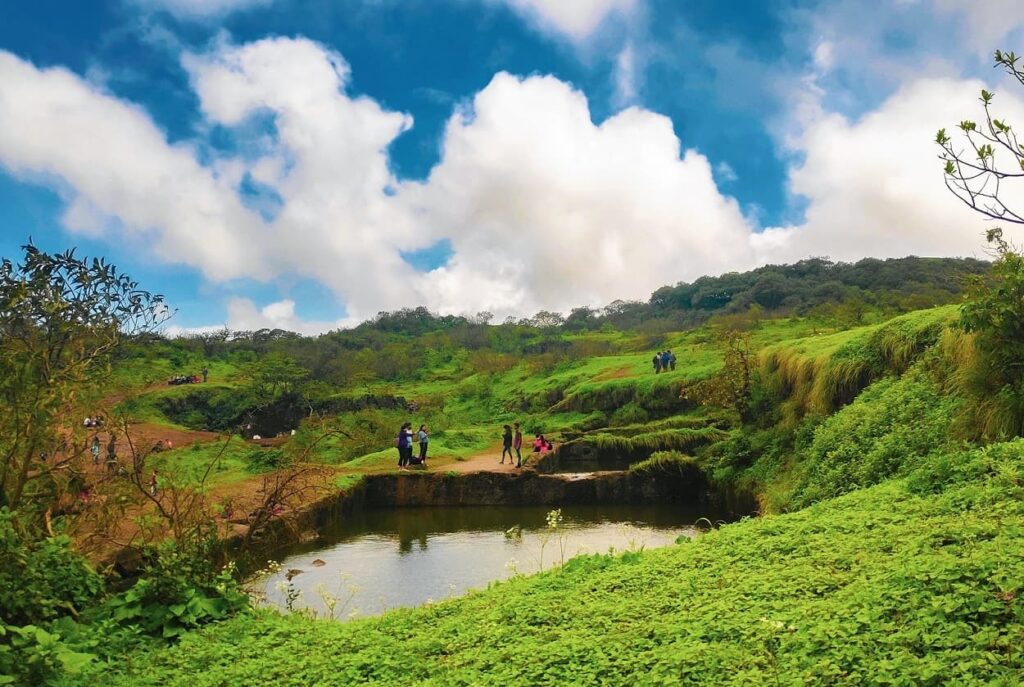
[{"xmin": 500, "ymin": 425, "xmax": 514, "ymax": 464}]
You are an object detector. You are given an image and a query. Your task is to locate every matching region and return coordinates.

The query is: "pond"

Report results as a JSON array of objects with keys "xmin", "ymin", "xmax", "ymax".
[{"xmin": 258, "ymin": 503, "xmax": 729, "ymax": 620}]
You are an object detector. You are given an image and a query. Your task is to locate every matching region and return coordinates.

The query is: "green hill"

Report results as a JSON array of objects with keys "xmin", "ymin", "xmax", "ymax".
[{"xmin": 8, "ymin": 254, "xmax": 1024, "ymax": 686}]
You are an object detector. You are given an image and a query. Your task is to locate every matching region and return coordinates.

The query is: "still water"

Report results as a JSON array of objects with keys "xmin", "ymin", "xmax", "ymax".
[{"xmin": 258, "ymin": 504, "xmax": 721, "ymax": 619}]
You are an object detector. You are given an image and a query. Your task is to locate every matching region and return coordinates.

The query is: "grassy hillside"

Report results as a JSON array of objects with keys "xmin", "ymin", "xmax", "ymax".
[
  {"xmin": 13, "ymin": 255, "xmax": 1024, "ymax": 686},
  {"xmin": 63, "ymin": 293, "xmax": 1024, "ymax": 685},
  {"xmin": 93, "ymin": 442, "xmax": 1024, "ymax": 686}
]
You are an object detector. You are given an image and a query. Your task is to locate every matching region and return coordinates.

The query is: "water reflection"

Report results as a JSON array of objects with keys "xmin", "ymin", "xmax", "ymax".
[{"xmin": 259, "ymin": 504, "xmax": 721, "ymax": 619}]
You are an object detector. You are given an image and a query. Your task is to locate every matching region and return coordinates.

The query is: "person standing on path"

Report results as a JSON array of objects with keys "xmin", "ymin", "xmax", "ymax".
[
  {"xmin": 397, "ymin": 423, "xmax": 414, "ymax": 470},
  {"xmin": 500, "ymin": 425, "xmax": 514, "ymax": 464},
  {"xmin": 201, "ymin": 367, "xmax": 209, "ymax": 383},
  {"xmin": 90, "ymin": 435, "xmax": 101, "ymax": 465},
  {"xmin": 105, "ymin": 434, "xmax": 117, "ymax": 474},
  {"xmin": 513, "ymin": 423, "xmax": 524, "ymax": 468},
  {"xmin": 417, "ymin": 425, "xmax": 429, "ymax": 466}
]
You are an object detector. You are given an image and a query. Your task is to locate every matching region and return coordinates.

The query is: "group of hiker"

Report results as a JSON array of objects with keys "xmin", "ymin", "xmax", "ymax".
[
  {"xmin": 396, "ymin": 421, "xmax": 554, "ymax": 470},
  {"xmin": 652, "ymin": 350, "xmax": 677, "ymax": 373},
  {"xmin": 83, "ymin": 433, "xmax": 160, "ymax": 496},
  {"xmin": 168, "ymin": 368, "xmax": 209, "ymax": 385},
  {"xmin": 396, "ymin": 423, "xmax": 430, "ymax": 470},
  {"xmin": 501, "ymin": 422, "xmax": 552, "ymax": 469}
]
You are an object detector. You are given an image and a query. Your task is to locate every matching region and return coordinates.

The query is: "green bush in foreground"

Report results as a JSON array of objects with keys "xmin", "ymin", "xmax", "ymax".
[{"xmin": 87, "ymin": 442, "xmax": 1024, "ymax": 686}]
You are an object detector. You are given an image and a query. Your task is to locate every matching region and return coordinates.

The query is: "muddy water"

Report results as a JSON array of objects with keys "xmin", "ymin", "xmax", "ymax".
[{"xmin": 259, "ymin": 503, "xmax": 730, "ymax": 619}]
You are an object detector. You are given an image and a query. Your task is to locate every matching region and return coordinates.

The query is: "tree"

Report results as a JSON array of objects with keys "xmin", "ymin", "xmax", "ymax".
[
  {"xmin": 242, "ymin": 352, "xmax": 309, "ymax": 399},
  {"xmin": 938, "ymin": 49, "xmax": 1024, "ymax": 437},
  {"xmin": 683, "ymin": 329, "xmax": 758, "ymax": 422},
  {"xmin": 937, "ymin": 50, "xmax": 1024, "ymax": 226},
  {"xmin": 0, "ymin": 244, "xmax": 167, "ymax": 510}
]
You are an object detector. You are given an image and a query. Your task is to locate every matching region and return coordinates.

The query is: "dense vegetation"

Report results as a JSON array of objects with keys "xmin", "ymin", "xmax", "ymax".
[{"xmin": 0, "ymin": 244, "xmax": 1019, "ymax": 685}]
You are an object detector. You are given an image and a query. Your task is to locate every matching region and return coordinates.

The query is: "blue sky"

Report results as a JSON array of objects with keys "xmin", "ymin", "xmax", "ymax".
[{"xmin": 1, "ymin": 0, "xmax": 1023, "ymax": 332}]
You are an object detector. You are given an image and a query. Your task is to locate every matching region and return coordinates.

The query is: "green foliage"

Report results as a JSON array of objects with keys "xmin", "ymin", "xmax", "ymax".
[
  {"xmin": 241, "ymin": 353, "xmax": 309, "ymax": 400},
  {"xmin": 958, "ymin": 229, "xmax": 1024, "ymax": 438},
  {"xmin": 760, "ymin": 306, "xmax": 952, "ymax": 421},
  {"xmin": 92, "ymin": 541, "xmax": 249, "ymax": 641},
  {"xmin": 608, "ymin": 401, "xmax": 648, "ymax": 425},
  {"xmin": 0, "ymin": 511, "xmax": 104, "ymax": 686},
  {"xmin": 0, "ymin": 511, "xmax": 103, "ymax": 627},
  {"xmin": 566, "ymin": 427, "xmax": 729, "ymax": 464},
  {"xmin": 92, "ymin": 460, "xmax": 1024, "ymax": 686},
  {"xmin": 684, "ymin": 329, "xmax": 757, "ymax": 421},
  {"xmin": 627, "ymin": 451, "xmax": 700, "ymax": 478},
  {"xmin": 0, "ymin": 244, "xmax": 167, "ymax": 509},
  {"xmin": 244, "ymin": 448, "xmax": 285, "ymax": 474},
  {"xmin": 787, "ymin": 368, "xmax": 959, "ymax": 509}
]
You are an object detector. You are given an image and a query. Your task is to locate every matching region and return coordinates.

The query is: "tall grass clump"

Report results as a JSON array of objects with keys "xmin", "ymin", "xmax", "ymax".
[
  {"xmin": 627, "ymin": 451, "xmax": 700, "ymax": 478},
  {"xmin": 596, "ymin": 413, "xmax": 730, "ymax": 436},
  {"xmin": 760, "ymin": 306, "xmax": 953, "ymax": 422},
  {"xmin": 787, "ymin": 365, "xmax": 958, "ymax": 510},
  {"xmin": 561, "ymin": 427, "xmax": 730, "ymax": 464}
]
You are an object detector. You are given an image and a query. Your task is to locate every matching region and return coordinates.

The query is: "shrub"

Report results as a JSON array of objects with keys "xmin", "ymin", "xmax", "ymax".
[
  {"xmin": 245, "ymin": 448, "xmax": 286, "ymax": 474},
  {"xmin": 788, "ymin": 367, "xmax": 958, "ymax": 509},
  {"xmin": 0, "ymin": 510, "xmax": 102, "ymax": 627},
  {"xmin": 628, "ymin": 451, "xmax": 699, "ymax": 477},
  {"xmin": 609, "ymin": 402, "xmax": 648, "ymax": 426},
  {"xmin": 93, "ymin": 540, "xmax": 249, "ymax": 641}
]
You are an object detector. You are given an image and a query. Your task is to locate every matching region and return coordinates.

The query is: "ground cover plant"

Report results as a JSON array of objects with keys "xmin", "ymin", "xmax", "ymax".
[{"xmin": 90, "ymin": 450, "xmax": 1024, "ymax": 686}]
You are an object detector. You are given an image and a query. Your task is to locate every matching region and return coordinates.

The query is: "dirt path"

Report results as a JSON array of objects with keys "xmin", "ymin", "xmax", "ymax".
[{"xmin": 445, "ymin": 443, "xmax": 546, "ymax": 473}]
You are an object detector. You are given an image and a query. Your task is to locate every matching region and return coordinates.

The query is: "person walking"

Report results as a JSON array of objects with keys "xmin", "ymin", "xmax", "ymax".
[
  {"xmin": 90, "ymin": 435, "xmax": 101, "ymax": 465},
  {"xmin": 201, "ymin": 367, "xmax": 209, "ymax": 383},
  {"xmin": 417, "ymin": 424, "xmax": 429, "ymax": 466},
  {"xmin": 661, "ymin": 350, "xmax": 671, "ymax": 372},
  {"xmin": 500, "ymin": 425, "xmax": 514, "ymax": 464},
  {"xmin": 669, "ymin": 350, "xmax": 677, "ymax": 371},
  {"xmin": 653, "ymin": 353, "xmax": 662, "ymax": 374},
  {"xmin": 513, "ymin": 422, "xmax": 524, "ymax": 468},
  {"xmin": 105, "ymin": 434, "xmax": 117, "ymax": 474}
]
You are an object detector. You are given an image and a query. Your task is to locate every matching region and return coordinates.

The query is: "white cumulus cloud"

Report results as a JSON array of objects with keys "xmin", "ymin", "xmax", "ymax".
[
  {"xmin": 0, "ymin": 50, "xmax": 267, "ymax": 281},
  {"xmin": 401, "ymin": 72, "xmax": 758, "ymax": 316},
  {"xmin": 756, "ymin": 76, "xmax": 1024, "ymax": 263},
  {"xmin": 6, "ymin": 27, "xmax": 1024, "ymax": 335},
  {"xmin": 500, "ymin": 0, "xmax": 637, "ymax": 41},
  {"xmin": 182, "ymin": 37, "xmax": 421, "ymax": 323}
]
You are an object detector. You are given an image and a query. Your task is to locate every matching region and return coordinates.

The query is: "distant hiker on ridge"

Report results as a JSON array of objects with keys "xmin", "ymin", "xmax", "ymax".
[
  {"xmin": 653, "ymin": 353, "xmax": 662, "ymax": 374},
  {"xmin": 668, "ymin": 350, "xmax": 677, "ymax": 371}
]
